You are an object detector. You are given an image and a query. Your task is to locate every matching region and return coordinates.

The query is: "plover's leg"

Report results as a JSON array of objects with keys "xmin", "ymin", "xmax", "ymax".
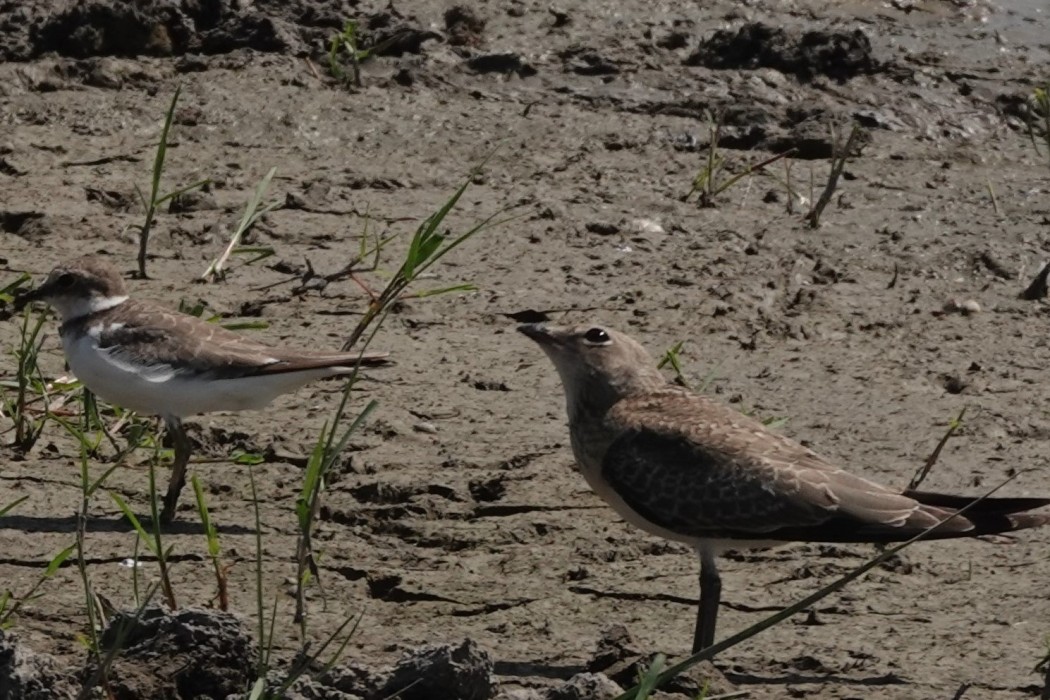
[
  {"xmin": 693, "ymin": 546, "xmax": 722, "ymax": 653},
  {"xmin": 161, "ymin": 416, "xmax": 191, "ymax": 524}
]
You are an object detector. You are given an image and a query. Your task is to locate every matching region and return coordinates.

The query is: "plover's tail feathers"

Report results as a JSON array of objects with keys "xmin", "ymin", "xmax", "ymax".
[{"xmin": 262, "ymin": 350, "xmax": 389, "ymax": 374}]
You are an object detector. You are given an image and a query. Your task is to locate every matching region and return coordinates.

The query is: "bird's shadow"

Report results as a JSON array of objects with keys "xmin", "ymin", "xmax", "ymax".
[
  {"xmin": 725, "ymin": 670, "xmax": 908, "ymax": 687},
  {"xmin": 0, "ymin": 514, "xmax": 255, "ymax": 536},
  {"xmin": 493, "ymin": 660, "xmax": 587, "ymax": 681}
]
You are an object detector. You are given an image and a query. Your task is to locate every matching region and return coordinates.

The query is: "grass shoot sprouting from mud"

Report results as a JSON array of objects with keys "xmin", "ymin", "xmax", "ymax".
[
  {"xmin": 134, "ymin": 84, "xmax": 211, "ymax": 278},
  {"xmin": 201, "ymin": 165, "xmax": 280, "ymax": 282},
  {"xmin": 328, "ymin": 19, "xmax": 370, "ymax": 88},
  {"xmin": 805, "ymin": 123, "xmax": 863, "ymax": 228},
  {"xmin": 4, "ymin": 306, "xmax": 49, "ymax": 450},
  {"xmin": 684, "ymin": 112, "xmax": 793, "ymax": 208},
  {"xmin": 192, "ymin": 475, "xmax": 229, "ymax": 610},
  {"xmin": 291, "ymin": 162, "xmax": 506, "ymax": 652}
]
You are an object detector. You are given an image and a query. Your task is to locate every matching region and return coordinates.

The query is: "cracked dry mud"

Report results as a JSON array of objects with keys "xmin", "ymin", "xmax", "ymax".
[{"xmin": 1, "ymin": 0, "xmax": 1050, "ymax": 699}]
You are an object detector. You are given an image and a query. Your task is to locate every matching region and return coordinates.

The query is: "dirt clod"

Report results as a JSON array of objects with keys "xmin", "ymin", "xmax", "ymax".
[
  {"xmin": 0, "ymin": 630, "xmax": 75, "ymax": 700},
  {"xmin": 687, "ymin": 22, "xmax": 879, "ymax": 81},
  {"xmin": 89, "ymin": 605, "xmax": 255, "ymax": 700},
  {"xmin": 379, "ymin": 639, "xmax": 494, "ymax": 700}
]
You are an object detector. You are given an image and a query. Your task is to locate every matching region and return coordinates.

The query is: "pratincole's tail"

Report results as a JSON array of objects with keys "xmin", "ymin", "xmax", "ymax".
[{"xmin": 905, "ymin": 489, "xmax": 1050, "ymax": 537}]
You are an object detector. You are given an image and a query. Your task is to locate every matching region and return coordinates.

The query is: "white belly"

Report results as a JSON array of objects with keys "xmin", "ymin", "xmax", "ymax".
[{"xmin": 62, "ymin": 332, "xmax": 347, "ymax": 418}]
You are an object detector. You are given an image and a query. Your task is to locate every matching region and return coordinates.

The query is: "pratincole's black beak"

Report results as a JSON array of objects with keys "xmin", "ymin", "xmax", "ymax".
[{"xmin": 517, "ymin": 323, "xmax": 551, "ymax": 342}]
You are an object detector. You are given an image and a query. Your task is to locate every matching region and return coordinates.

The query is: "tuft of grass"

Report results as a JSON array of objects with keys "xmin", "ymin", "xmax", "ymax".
[
  {"xmin": 201, "ymin": 166, "xmax": 280, "ymax": 282},
  {"xmin": 341, "ymin": 164, "xmax": 505, "ymax": 352},
  {"xmin": 684, "ymin": 114, "xmax": 794, "ymax": 207},
  {"xmin": 293, "ymin": 397, "xmax": 377, "ymax": 628},
  {"xmin": 328, "ymin": 20, "xmax": 372, "ymax": 88},
  {"xmin": 289, "ymin": 163, "xmax": 504, "ymax": 682},
  {"xmin": 805, "ymin": 124, "xmax": 863, "ymax": 228},
  {"xmin": 134, "ymin": 85, "xmax": 211, "ymax": 278},
  {"xmin": 4, "ymin": 307, "xmax": 50, "ymax": 451}
]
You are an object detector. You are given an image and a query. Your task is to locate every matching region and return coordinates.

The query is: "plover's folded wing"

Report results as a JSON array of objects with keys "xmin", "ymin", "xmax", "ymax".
[
  {"xmin": 92, "ymin": 300, "xmax": 387, "ymax": 380},
  {"xmin": 601, "ymin": 390, "xmax": 977, "ymax": 542}
]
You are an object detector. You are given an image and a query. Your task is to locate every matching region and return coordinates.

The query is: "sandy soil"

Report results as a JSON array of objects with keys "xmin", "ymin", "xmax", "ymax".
[{"xmin": 1, "ymin": 0, "xmax": 1050, "ymax": 698}]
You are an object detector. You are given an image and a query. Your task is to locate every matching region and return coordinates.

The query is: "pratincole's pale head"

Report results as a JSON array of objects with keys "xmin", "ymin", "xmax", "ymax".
[
  {"xmin": 15, "ymin": 256, "xmax": 128, "ymax": 321},
  {"xmin": 517, "ymin": 323, "xmax": 666, "ymax": 407}
]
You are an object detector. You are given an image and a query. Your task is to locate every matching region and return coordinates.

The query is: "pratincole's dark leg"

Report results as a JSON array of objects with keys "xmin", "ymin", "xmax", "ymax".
[
  {"xmin": 160, "ymin": 416, "xmax": 191, "ymax": 524},
  {"xmin": 692, "ymin": 547, "xmax": 722, "ymax": 653}
]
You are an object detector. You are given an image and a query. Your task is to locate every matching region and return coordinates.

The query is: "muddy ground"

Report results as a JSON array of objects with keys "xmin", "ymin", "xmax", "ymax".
[{"xmin": 1, "ymin": 0, "xmax": 1049, "ymax": 698}]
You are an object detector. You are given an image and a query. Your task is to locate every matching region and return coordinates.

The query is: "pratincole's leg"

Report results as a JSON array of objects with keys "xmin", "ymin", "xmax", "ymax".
[
  {"xmin": 692, "ymin": 547, "xmax": 722, "ymax": 653},
  {"xmin": 160, "ymin": 416, "xmax": 191, "ymax": 524}
]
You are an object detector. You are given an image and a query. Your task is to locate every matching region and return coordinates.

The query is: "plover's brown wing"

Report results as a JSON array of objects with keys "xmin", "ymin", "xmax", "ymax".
[
  {"xmin": 601, "ymin": 390, "xmax": 1044, "ymax": 543},
  {"xmin": 83, "ymin": 300, "xmax": 387, "ymax": 380}
]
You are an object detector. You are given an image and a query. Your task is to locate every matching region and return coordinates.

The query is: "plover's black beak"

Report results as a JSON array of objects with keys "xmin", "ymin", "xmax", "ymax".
[
  {"xmin": 12, "ymin": 286, "xmax": 45, "ymax": 312},
  {"xmin": 517, "ymin": 323, "xmax": 559, "ymax": 345}
]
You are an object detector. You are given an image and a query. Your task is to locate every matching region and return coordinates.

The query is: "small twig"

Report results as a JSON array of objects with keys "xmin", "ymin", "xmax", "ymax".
[{"xmin": 986, "ymin": 179, "xmax": 1000, "ymax": 216}]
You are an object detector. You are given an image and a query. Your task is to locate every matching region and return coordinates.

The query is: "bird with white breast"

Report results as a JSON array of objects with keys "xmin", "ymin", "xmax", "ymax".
[{"xmin": 16, "ymin": 256, "xmax": 386, "ymax": 523}]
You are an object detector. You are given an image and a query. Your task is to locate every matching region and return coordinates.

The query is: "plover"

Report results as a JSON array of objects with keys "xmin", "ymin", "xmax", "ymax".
[
  {"xmin": 519, "ymin": 322, "xmax": 1050, "ymax": 653},
  {"xmin": 16, "ymin": 256, "xmax": 387, "ymax": 522}
]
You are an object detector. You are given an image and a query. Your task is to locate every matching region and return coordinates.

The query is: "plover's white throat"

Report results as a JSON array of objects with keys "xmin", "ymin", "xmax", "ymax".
[
  {"xmin": 17, "ymin": 256, "xmax": 387, "ymax": 522},
  {"xmin": 519, "ymin": 322, "xmax": 1050, "ymax": 653}
]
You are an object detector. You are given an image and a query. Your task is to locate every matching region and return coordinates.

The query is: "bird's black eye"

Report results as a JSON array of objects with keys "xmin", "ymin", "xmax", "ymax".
[
  {"xmin": 583, "ymin": 328, "xmax": 611, "ymax": 345},
  {"xmin": 53, "ymin": 273, "xmax": 75, "ymax": 290}
]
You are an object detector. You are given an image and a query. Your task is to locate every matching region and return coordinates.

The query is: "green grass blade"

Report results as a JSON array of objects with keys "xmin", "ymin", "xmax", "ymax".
[
  {"xmin": 150, "ymin": 85, "xmax": 181, "ymax": 202},
  {"xmin": 0, "ymin": 496, "xmax": 28, "ymax": 518},
  {"xmin": 109, "ymin": 493, "xmax": 159, "ymax": 557}
]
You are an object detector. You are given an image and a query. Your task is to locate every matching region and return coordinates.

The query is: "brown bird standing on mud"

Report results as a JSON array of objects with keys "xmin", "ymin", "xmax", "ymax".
[{"xmin": 519, "ymin": 322, "xmax": 1050, "ymax": 653}]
